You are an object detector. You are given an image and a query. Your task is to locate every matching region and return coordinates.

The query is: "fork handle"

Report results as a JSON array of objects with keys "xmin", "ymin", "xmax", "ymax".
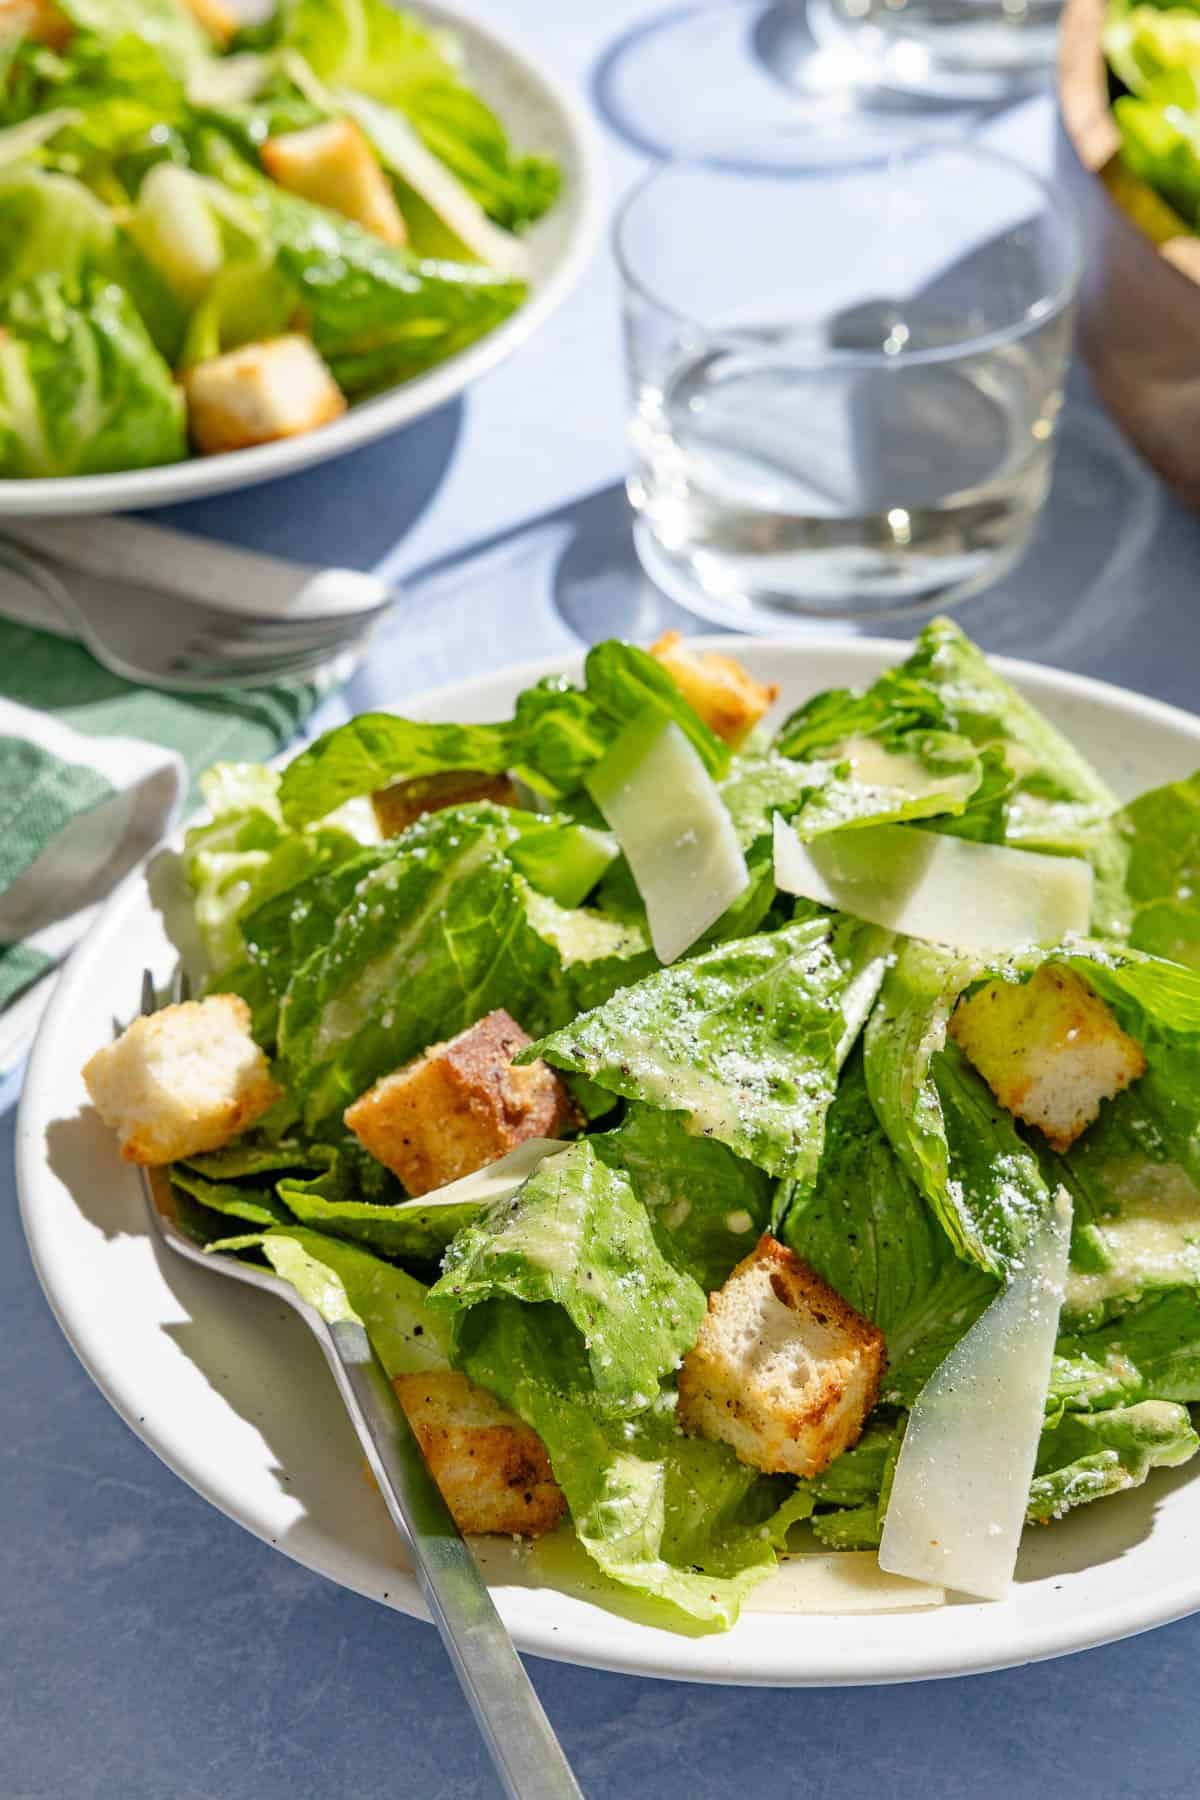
[{"xmin": 323, "ymin": 1322, "xmax": 585, "ymax": 1800}]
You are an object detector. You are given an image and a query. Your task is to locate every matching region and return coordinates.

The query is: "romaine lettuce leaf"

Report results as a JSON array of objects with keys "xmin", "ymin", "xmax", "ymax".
[
  {"xmin": 1029, "ymin": 1401, "xmax": 1198, "ymax": 1522},
  {"xmin": 453, "ymin": 1298, "xmax": 805, "ymax": 1627},
  {"xmin": 277, "ymin": 805, "xmax": 578, "ymax": 1127},
  {"xmin": 194, "ymin": 131, "xmax": 526, "ymax": 395},
  {"xmin": 183, "ymin": 761, "xmax": 362, "ymax": 977},
  {"xmin": 429, "ymin": 1141, "xmax": 705, "ymax": 1415},
  {"xmin": 1117, "ymin": 769, "xmax": 1200, "ymax": 968},
  {"xmin": 592, "ymin": 1103, "xmax": 772, "ymax": 1293},
  {"xmin": 1052, "ymin": 1288, "xmax": 1200, "ymax": 1409},
  {"xmin": 0, "ymin": 271, "xmax": 186, "ymax": 476},
  {"xmin": 212, "ymin": 1223, "xmax": 453, "ymax": 1375},
  {"xmin": 0, "ymin": 165, "xmax": 114, "ymax": 298},
  {"xmin": 272, "ymin": 0, "xmax": 559, "ymax": 229},
  {"xmin": 278, "ymin": 641, "xmax": 727, "ymax": 828},
  {"xmin": 57, "ymin": 0, "xmax": 213, "ymax": 79},
  {"xmin": 1050, "ymin": 1087, "xmax": 1200, "ymax": 1324},
  {"xmin": 777, "ymin": 618, "xmax": 1129, "ymax": 934},
  {"xmin": 863, "ymin": 940, "xmax": 1053, "ymax": 1276},
  {"xmin": 783, "ymin": 1049, "xmax": 997, "ymax": 1403},
  {"xmin": 788, "ymin": 731, "xmax": 984, "ymax": 840},
  {"xmin": 526, "ymin": 914, "xmax": 889, "ymax": 1183},
  {"xmin": 170, "ymin": 1166, "xmax": 293, "ymax": 1226}
]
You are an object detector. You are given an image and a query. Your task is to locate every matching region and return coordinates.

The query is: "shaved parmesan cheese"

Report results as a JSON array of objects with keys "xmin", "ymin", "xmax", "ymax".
[
  {"xmin": 774, "ymin": 815, "xmax": 1092, "ymax": 951},
  {"xmin": 748, "ymin": 1552, "xmax": 944, "ymax": 1614},
  {"xmin": 587, "ymin": 714, "xmax": 750, "ymax": 966},
  {"xmin": 416, "ymin": 1138, "xmax": 568, "ymax": 1212},
  {"xmin": 879, "ymin": 1190, "xmax": 1072, "ymax": 1601}
]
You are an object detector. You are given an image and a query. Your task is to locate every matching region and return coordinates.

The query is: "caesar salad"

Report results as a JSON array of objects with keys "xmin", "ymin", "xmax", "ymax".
[
  {"xmin": 0, "ymin": 0, "xmax": 558, "ymax": 475},
  {"xmin": 82, "ymin": 622, "xmax": 1200, "ymax": 1628}
]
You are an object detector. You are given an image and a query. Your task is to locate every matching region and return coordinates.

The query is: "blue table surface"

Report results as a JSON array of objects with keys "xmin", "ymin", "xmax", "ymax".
[{"xmin": 9, "ymin": 5, "xmax": 1200, "ymax": 1796}]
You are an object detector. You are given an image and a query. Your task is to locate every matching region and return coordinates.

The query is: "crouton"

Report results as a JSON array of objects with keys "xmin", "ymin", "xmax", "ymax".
[
  {"xmin": 182, "ymin": 0, "xmax": 236, "ymax": 44},
  {"xmin": 650, "ymin": 630, "xmax": 779, "ymax": 747},
  {"xmin": 183, "ymin": 336, "xmax": 346, "ymax": 456},
  {"xmin": 0, "ymin": 0, "xmax": 71, "ymax": 47},
  {"xmin": 949, "ymin": 963, "xmax": 1146, "ymax": 1153},
  {"xmin": 261, "ymin": 119, "xmax": 406, "ymax": 246},
  {"xmin": 345, "ymin": 1010, "xmax": 574, "ymax": 1196},
  {"xmin": 677, "ymin": 1235, "xmax": 886, "ymax": 1479},
  {"xmin": 372, "ymin": 769, "xmax": 518, "ymax": 838},
  {"xmin": 393, "ymin": 1370, "xmax": 565, "ymax": 1537},
  {"xmin": 82, "ymin": 994, "xmax": 281, "ymax": 1166}
]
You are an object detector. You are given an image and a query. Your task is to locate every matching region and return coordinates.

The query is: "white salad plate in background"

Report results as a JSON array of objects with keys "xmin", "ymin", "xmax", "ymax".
[
  {"xmin": 0, "ymin": 1, "xmax": 603, "ymax": 518},
  {"xmin": 17, "ymin": 637, "xmax": 1200, "ymax": 1686}
]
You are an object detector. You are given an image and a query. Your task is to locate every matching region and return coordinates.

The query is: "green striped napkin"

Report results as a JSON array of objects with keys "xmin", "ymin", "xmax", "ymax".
[{"xmin": 0, "ymin": 611, "xmax": 322, "ymax": 1071}]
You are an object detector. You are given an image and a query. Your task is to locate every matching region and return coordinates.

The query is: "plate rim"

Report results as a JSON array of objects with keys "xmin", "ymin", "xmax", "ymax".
[
  {"xmin": 0, "ymin": 0, "xmax": 606, "ymax": 517},
  {"xmin": 18, "ymin": 630, "xmax": 1200, "ymax": 1686}
]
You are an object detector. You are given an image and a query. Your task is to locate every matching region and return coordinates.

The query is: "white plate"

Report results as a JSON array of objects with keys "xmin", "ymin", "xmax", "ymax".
[
  {"xmin": 18, "ymin": 636, "xmax": 1200, "ymax": 1686},
  {"xmin": 0, "ymin": 1, "xmax": 603, "ymax": 517}
]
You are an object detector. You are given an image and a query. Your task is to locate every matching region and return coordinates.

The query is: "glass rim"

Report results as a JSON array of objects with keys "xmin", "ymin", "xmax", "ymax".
[{"xmin": 612, "ymin": 135, "xmax": 1084, "ymax": 369}]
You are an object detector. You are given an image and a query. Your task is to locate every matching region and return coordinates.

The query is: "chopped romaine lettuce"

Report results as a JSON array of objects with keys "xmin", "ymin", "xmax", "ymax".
[
  {"xmin": 453, "ymin": 1298, "xmax": 803, "ymax": 1627},
  {"xmin": 592, "ymin": 1103, "xmax": 772, "ymax": 1293},
  {"xmin": 271, "ymin": 0, "xmax": 559, "ymax": 230},
  {"xmin": 783, "ymin": 1049, "xmax": 996, "ymax": 1404},
  {"xmin": 1029, "ymin": 1401, "xmax": 1198, "ymax": 1522},
  {"xmin": 269, "ymin": 1137, "xmax": 564, "ymax": 1263},
  {"xmin": 276, "ymin": 805, "xmax": 576, "ymax": 1127},
  {"xmin": 1117, "ymin": 769, "xmax": 1200, "ymax": 968},
  {"xmin": 0, "ymin": 272, "xmax": 186, "ymax": 476},
  {"xmin": 429, "ymin": 1139, "xmax": 706, "ymax": 1415},
  {"xmin": 526, "ymin": 914, "xmax": 889, "ymax": 1183}
]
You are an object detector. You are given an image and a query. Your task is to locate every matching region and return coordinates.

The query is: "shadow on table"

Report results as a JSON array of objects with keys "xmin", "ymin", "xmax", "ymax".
[
  {"xmin": 143, "ymin": 398, "xmax": 465, "ymax": 573},
  {"xmin": 382, "ymin": 394, "xmax": 1168, "ymax": 693}
]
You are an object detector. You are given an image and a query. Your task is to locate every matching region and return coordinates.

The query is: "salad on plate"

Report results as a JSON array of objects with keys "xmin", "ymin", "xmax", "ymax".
[
  {"xmin": 81, "ymin": 621, "xmax": 1200, "ymax": 1631},
  {"xmin": 0, "ymin": 0, "xmax": 559, "ymax": 476}
]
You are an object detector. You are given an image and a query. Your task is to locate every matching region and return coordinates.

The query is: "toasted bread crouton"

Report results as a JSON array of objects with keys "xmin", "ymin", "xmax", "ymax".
[
  {"xmin": 82, "ymin": 994, "xmax": 281, "ymax": 1166},
  {"xmin": 677, "ymin": 1235, "xmax": 886, "ymax": 1479},
  {"xmin": 345, "ymin": 1009, "xmax": 574, "ymax": 1196},
  {"xmin": 393, "ymin": 1370, "xmax": 565, "ymax": 1536},
  {"xmin": 949, "ymin": 963, "xmax": 1146, "ymax": 1153},
  {"xmin": 0, "ymin": 0, "xmax": 71, "ymax": 47},
  {"xmin": 372, "ymin": 769, "xmax": 518, "ymax": 838},
  {"xmin": 183, "ymin": 336, "xmax": 345, "ymax": 456},
  {"xmin": 261, "ymin": 118, "xmax": 406, "ymax": 246},
  {"xmin": 182, "ymin": 0, "xmax": 236, "ymax": 44},
  {"xmin": 650, "ymin": 630, "xmax": 778, "ymax": 747}
]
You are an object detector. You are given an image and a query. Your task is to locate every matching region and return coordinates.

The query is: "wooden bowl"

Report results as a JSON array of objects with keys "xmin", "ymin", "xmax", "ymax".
[{"xmin": 1057, "ymin": 0, "xmax": 1200, "ymax": 510}]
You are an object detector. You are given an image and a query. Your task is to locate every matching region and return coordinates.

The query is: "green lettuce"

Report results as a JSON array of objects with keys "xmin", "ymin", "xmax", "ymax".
[
  {"xmin": 777, "ymin": 618, "xmax": 1129, "ymax": 933},
  {"xmin": 526, "ymin": 914, "xmax": 891, "ymax": 1183},
  {"xmin": 211, "ymin": 1224, "xmax": 453, "ymax": 1376},
  {"xmin": 593, "ymin": 1104, "xmax": 772, "ymax": 1293},
  {"xmin": 1029, "ymin": 1401, "xmax": 1198, "ymax": 1522},
  {"xmin": 783, "ymin": 1049, "xmax": 997, "ymax": 1403},
  {"xmin": 183, "ymin": 761, "xmax": 363, "ymax": 977},
  {"xmin": 1052, "ymin": 1288, "xmax": 1200, "ymax": 1409},
  {"xmin": 1118, "ymin": 769, "xmax": 1200, "ymax": 968},
  {"xmin": 278, "ymin": 641, "xmax": 728, "ymax": 829},
  {"xmin": 272, "ymin": 0, "xmax": 558, "ymax": 229},
  {"xmin": 276, "ymin": 805, "xmax": 577, "ymax": 1126},
  {"xmin": 453, "ymin": 1298, "xmax": 806, "ymax": 1627},
  {"xmin": 0, "ymin": 271, "xmax": 185, "ymax": 476},
  {"xmin": 194, "ymin": 131, "xmax": 526, "ymax": 396},
  {"xmin": 57, "ymin": 0, "xmax": 213, "ymax": 79},
  {"xmin": 170, "ymin": 1166, "xmax": 293, "ymax": 1227},
  {"xmin": 429, "ymin": 1140, "xmax": 705, "ymax": 1415},
  {"xmin": 863, "ymin": 939, "xmax": 1053, "ymax": 1276}
]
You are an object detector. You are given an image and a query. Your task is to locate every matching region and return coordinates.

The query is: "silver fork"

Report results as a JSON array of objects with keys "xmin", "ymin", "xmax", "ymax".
[
  {"xmin": 0, "ymin": 534, "xmax": 394, "ymax": 691},
  {"xmin": 134, "ymin": 969, "xmax": 584, "ymax": 1800}
]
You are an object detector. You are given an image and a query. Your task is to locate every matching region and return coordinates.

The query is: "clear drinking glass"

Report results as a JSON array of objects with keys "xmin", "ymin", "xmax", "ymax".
[{"xmin": 615, "ymin": 140, "xmax": 1082, "ymax": 628}]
